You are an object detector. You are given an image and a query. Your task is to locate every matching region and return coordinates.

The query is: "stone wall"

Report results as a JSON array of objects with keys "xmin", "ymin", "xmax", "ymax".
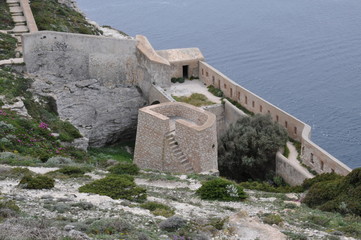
[
  {"xmin": 134, "ymin": 102, "xmax": 218, "ymax": 173},
  {"xmin": 275, "ymin": 152, "xmax": 313, "ymax": 186},
  {"xmin": 199, "ymin": 61, "xmax": 352, "ymax": 175}
]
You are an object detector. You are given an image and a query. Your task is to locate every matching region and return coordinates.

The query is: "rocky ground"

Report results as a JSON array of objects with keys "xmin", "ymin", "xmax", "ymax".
[{"xmin": 0, "ymin": 164, "xmax": 357, "ymax": 240}]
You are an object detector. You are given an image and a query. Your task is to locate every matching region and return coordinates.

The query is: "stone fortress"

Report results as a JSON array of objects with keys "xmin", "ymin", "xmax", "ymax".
[{"xmin": 4, "ymin": 0, "xmax": 352, "ymax": 185}]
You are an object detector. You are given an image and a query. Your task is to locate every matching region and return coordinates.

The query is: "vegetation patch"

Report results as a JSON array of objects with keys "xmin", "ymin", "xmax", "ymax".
[
  {"xmin": 30, "ymin": 0, "xmax": 102, "ymax": 35},
  {"xmin": 302, "ymin": 168, "xmax": 361, "ymax": 216},
  {"xmin": 88, "ymin": 143, "xmax": 133, "ymax": 167},
  {"xmin": 0, "ymin": 199, "xmax": 20, "ymax": 220},
  {"xmin": 0, "ymin": 68, "xmax": 85, "ymax": 162},
  {"xmin": 207, "ymin": 85, "xmax": 224, "ymax": 97},
  {"xmin": 171, "ymin": 77, "xmax": 185, "ymax": 83},
  {"xmin": 218, "ymin": 114, "xmax": 288, "ymax": 181},
  {"xmin": 140, "ymin": 201, "xmax": 175, "ymax": 217},
  {"xmin": 78, "ymin": 175, "xmax": 147, "ymax": 202},
  {"xmin": 261, "ymin": 213, "xmax": 283, "ymax": 226},
  {"xmin": 225, "ymin": 97, "xmax": 255, "ymax": 116},
  {"xmin": 108, "ymin": 162, "xmax": 139, "ymax": 175},
  {"xmin": 0, "ymin": 33, "xmax": 17, "ymax": 61},
  {"xmin": 239, "ymin": 180, "xmax": 303, "ymax": 193},
  {"xmin": 172, "ymin": 93, "xmax": 215, "ymax": 107},
  {"xmin": 19, "ymin": 174, "xmax": 55, "ymax": 189},
  {"xmin": 196, "ymin": 178, "xmax": 247, "ymax": 201},
  {"xmin": 0, "ymin": 1, "xmax": 14, "ymax": 30},
  {"xmin": 46, "ymin": 166, "xmax": 92, "ymax": 179},
  {"xmin": 0, "ymin": 167, "xmax": 34, "ymax": 180}
]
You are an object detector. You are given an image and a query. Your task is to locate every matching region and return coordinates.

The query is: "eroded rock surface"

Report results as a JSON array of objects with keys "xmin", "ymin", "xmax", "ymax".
[{"xmin": 30, "ymin": 73, "xmax": 146, "ymax": 147}]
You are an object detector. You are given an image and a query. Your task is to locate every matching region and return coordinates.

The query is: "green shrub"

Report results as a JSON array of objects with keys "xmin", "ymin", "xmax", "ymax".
[
  {"xmin": 19, "ymin": 175, "xmax": 55, "ymax": 189},
  {"xmin": 239, "ymin": 180, "xmax": 303, "ymax": 193},
  {"xmin": 262, "ymin": 213, "xmax": 283, "ymax": 225},
  {"xmin": 171, "ymin": 77, "xmax": 186, "ymax": 83},
  {"xmin": 302, "ymin": 172, "xmax": 342, "ymax": 190},
  {"xmin": 140, "ymin": 201, "xmax": 175, "ymax": 217},
  {"xmin": 2, "ymin": 167, "xmax": 34, "ymax": 179},
  {"xmin": 207, "ymin": 85, "xmax": 223, "ymax": 97},
  {"xmin": 189, "ymin": 76, "xmax": 199, "ymax": 80},
  {"xmin": 303, "ymin": 168, "xmax": 361, "ymax": 216},
  {"xmin": 283, "ymin": 144, "xmax": 290, "ymax": 158},
  {"xmin": 78, "ymin": 175, "xmax": 146, "ymax": 202},
  {"xmin": 47, "ymin": 166, "xmax": 92, "ymax": 178},
  {"xmin": 159, "ymin": 216, "xmax": 186, "ymax": 232},
  {"xmin": 196, "ymin": 178, "xmax": 247, "ymax": 201},
  {"xmin": 0, "ymin": 200, "xmax": 20, "ymax": 219},
  {"xmin": 45, "ymin": 157, "xmax": 74, "ymax": 167},
  {"xmin": 108, "ymin": 162, "xmax": 139, "ymax": 175}
]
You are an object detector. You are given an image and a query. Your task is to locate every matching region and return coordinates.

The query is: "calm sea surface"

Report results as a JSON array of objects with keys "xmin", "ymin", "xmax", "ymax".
[{"xmin": 77, "ymin": 0, "xmax": 361, "ymax": 169}]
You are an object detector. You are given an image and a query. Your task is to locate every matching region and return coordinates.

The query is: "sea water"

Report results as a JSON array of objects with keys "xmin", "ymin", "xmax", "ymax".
[{"xmin": 77, "ymin": 0, "xmax": 361, "ymax": 169}]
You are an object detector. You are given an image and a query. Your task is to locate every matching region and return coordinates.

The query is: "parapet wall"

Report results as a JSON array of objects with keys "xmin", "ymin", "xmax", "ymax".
[
  {"xmin": 199, "ymin": 61, "xmax": 352, "ymax": 175},
  {"xmin": 23, "ymin": 31, "xmax": 139, "ymax": 87}
]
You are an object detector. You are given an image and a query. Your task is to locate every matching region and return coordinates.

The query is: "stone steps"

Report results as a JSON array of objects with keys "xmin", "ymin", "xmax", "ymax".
[{"xmin": 166, "ymin": 131, "xmax": 194, "ymax": 173}]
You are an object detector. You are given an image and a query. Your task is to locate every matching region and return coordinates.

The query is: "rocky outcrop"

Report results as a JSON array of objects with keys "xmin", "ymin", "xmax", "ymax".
[{"xmin": 30, "ymin": 73, "xmax": 147, "ymax": 147}]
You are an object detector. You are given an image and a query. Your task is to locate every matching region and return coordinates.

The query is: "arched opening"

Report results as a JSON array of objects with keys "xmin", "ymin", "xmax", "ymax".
[{"xmin": 151, "ymin": 101, "xmax": 160, "ymax": 105}]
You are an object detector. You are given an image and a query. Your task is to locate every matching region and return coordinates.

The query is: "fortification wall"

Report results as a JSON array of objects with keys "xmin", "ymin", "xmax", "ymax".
[
  {"xmin": 275, "ymin": 152, "xmax": 313, "ymax": 186},
  {"xmin": 23, "ymin": 31, "xmax": 138, "ymax": 86},
  {"xmin": 199, "ymin": 61, "xmax": 352, "ymax": 175}
]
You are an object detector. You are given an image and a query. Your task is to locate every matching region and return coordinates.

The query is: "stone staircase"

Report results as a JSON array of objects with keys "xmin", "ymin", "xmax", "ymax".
[
  {"xmin": 6, "ymin": 0, "xmax": 30, "ymax": 52},
  {"xmin": 165, "ymin": 131, "xmax": 194, "ymax": 173}
]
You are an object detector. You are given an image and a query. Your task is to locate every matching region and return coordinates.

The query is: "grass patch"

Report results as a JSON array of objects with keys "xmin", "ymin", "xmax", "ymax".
[
  {"xmin": 88, "ymin": 143, "xmax": 133, "ymax": 167},
  {"xmin": 0, "ymin": 1, "xmax": 14, "ymax": 30},
  {"xmin": 172, "ymin": 93, "xmax": 215, "ymax": 107},
  {"xmin": 30, "ymin": 0, "xmax": 102, "ymax": 35},
  {"xmin": 239, "ymin": 180, "xmax": 303, "ymax": 193},
  {"xmin": 0, "ymin": 33, "xmax": 17, "ymax": 60}
]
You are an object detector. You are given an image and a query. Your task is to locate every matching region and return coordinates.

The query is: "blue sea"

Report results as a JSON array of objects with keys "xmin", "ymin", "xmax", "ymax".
[{"xmin": 77, "ymin": 0, "xmax": 361, "ymax": 169}]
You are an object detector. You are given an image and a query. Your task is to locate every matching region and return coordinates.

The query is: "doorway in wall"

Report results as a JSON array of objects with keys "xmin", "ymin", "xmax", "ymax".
[{"xmin": 182, "ymin": 65, "xmax": 189, "ymax": 79}]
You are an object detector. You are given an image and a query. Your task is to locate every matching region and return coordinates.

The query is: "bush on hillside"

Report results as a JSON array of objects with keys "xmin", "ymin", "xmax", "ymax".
[
  {"xmin": 159, "ymin": 216, "xmax": 186, "ymax": 232},
  {"xmin": 108, "ymin": 162, "xmax": 139, "ymax": 175},
  {"xmin": 303, "ymin": 168, "xmax": 361, "ymax": 216},
  {"xmin": 19, "ymin": 175, "xmax": 55, "ymax": 189},
  {"xmin": 78, "ymin": 175, "xmax": 146, "ymax": 202},
  {"xmin": 302, "ymin": 172, "xmax": 342, "ymax": 190},
  {"xmin": 196, "ymin": 178, "xmax": 247, "ymax": 201},
  {"xmin": 218, "ymin": 114, "xmax": 288, "ymax": 181},
  {"xmin": 0, "ymin": 200, "xmax": 20, "ymax": 219},
  {"xmin": 140, "ymin": 201, "xmax": 175, "ymax": 217}
]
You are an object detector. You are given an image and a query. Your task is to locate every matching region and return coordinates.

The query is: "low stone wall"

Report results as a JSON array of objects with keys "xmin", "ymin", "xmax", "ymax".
[
  {"xmin": 199, "ymin": 61, "xmax": 352, "ymax": 175},
  {"xmin": 275, "ymin": 152, "xmax": 313, "ymax": 186}
]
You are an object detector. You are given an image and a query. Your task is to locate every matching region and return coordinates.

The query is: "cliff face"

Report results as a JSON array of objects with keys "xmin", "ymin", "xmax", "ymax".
[{"xmin": 30, "ymin": 74, "xmax": 146, "ymax": 147}]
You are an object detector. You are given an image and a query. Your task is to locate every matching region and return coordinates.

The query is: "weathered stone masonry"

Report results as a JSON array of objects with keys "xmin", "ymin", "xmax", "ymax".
[{"xmin": 134, "ymin": 102, "xmax": 218, "ymax": 174}]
